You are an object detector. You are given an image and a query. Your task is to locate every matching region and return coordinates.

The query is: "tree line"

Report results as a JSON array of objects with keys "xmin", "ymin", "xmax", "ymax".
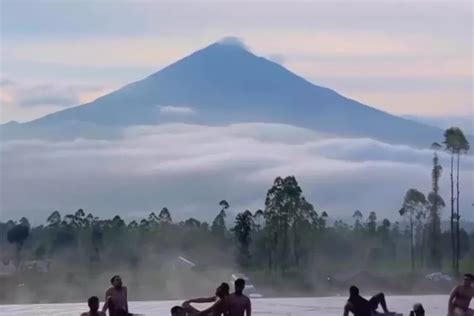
[{"xmin": 1, "ymin": 127, "xmax": 472, "ymax": 277}]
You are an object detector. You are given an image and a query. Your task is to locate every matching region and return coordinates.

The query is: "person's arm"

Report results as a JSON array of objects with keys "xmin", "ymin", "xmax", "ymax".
[
  {"xmin": 343, "ymin": 302, "xmax": 351, "ymax": 316},
  {"xmin": 102, "ymin": 289, "xmax": 111, "ymax": 312},
  {"xmin": 448, "ymin": 286, "xmax": 458, "ymax": 314},
  {"xmin": 184, "ymin": 296, "xmax": 217, "ymax": 304},
  {"xmin": 245, "ymin": 297, "xmax": 251, "ymax": 316},
  {"xmin": 197, "ymin": 300, "xmax": 223, "ymax": 316}
]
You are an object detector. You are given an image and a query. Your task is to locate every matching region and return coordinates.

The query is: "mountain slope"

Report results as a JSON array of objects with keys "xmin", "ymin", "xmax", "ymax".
[{"xmin": 1, "ymin": 41, "xmax": 444, "ymax": 145}]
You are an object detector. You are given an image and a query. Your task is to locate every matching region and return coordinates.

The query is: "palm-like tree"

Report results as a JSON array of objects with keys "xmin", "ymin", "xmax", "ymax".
[
  {"xmin": 443, "ymin": 127, "xmax": 470, "ymax": 273},
  {"xmin": 444, "ymin": 130, "xmax": 456, "ymax": 271},
  {"xmin": 219, "ymin": 200, "xmax": 229, "ymax": 212},
  {"xmin": 428, "ymin": 142, "xmax": 444, "ymax": 268}
]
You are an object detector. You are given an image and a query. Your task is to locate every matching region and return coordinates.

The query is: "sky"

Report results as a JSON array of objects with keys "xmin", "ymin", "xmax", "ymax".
[
  {"xmin": 1, "ymin": 0, "xmax": 473, "ymax": 124},
  {"xmin": 0, "ymin": 1, "xmax": 473, "ymax": 223}
]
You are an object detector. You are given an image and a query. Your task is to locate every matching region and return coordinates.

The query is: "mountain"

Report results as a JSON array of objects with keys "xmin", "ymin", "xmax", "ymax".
[{"xmin": 1, "ymin": 40, "xmax": 445, "ymax": 145}]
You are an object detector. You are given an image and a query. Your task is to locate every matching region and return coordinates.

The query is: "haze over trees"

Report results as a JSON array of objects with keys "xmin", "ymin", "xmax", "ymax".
[{"xmin": 1, "ymin": 127, "xmax": 472, "ymax": 303}]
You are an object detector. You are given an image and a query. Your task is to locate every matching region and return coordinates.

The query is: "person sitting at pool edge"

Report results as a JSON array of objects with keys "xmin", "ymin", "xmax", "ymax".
[{"xmin": 344, "ymin": 285, "xmax": 393, "ymax": 316}]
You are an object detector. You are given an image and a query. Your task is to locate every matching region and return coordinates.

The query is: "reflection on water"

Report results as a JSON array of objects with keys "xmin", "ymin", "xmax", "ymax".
[{"xmin": 0, "ymin": 295, "xmax": 449, "ymax": 316}]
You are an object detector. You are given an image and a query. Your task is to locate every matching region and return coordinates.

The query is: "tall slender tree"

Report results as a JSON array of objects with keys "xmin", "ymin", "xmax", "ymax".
[
  {"xmin": 414, "ymin": 204, "xmax": 427, "ymax": 267},
  {"xmin": 444, "ymin": 129, "xmax": 456, "ymax": 271},
  {"xmin": 211, "ymin": 207, "xmax": 227, "ymax": 240},
  {"xmin": 444, "ymin": 127, "xmax": 470, "ymax": 273},
  {"xmin": 454, "ymin": 130, "xmax": 469, "ymax": 273},
  {"xmin": 427, "ymin": 142, "xmax": 444, "ymax": 268}
]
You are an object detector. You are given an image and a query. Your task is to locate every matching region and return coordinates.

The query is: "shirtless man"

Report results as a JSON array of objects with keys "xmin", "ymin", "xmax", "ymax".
[
  {"xmin": 448, "ymin": 273, "xmax": 474, "ymax": 316},
  {"xmin": 185, "ymin": 283, "xmax": 229, "ymax": 315},
  {"xmin": 343, "ymin": 285, "xmax": 393, "ymax": 316},
  {"xmin": 81, "ymin": 296, "xmax": 106, "ymax": 316},
  {"xmin": 102, "ymin": 275, "xmax": 129, "ymax": 316},
  {"xmin": 226, "ymin": 278, "xmax": 251, "ymax": 316}
]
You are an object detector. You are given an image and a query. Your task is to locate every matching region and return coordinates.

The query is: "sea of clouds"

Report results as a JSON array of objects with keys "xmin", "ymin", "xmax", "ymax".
[{"xmin": 1, "ymin": 123, "xmax": 473, "ymax": 224}]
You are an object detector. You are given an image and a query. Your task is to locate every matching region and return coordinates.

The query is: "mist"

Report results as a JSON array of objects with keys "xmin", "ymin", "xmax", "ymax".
[
  {"xmin": 1, "ymin": 122, "xmax": 473, "ymax": 308},
  {"xmin": 1, "ymin": 123, "xmax": 473, "ymax": 223}
]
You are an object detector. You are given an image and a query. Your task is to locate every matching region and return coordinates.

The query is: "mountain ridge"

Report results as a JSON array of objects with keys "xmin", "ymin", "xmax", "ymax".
[{"xmin": 1, "ymin": 40, "xmax": 448, "ymax": 146}]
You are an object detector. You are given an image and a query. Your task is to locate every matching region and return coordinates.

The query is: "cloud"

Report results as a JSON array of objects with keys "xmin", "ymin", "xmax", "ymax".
[
  {"xmin": 17, "ymin": 86, "xmax": 79, "ymax": 107},
  {"xmin": 0, "ymin": 79, "xmax": 110, "ymax": 123},
  {"xmin": 159, "ymin": 106, "xmax": 195, "ymax": 115},
  {"xmin": 218, "ymin": 37, "xmax": 248, "ymax": 50},
  {"xmin": 2, "ymin": 81, "xmax": 101, "ymax": 108},
  {"xmin": 1, "ymin": 123, "xmax": 473, "ymax": 224}
]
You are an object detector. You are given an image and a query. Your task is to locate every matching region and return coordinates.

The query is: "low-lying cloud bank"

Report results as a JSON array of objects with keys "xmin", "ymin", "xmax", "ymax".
[{"xmin": 1, "ymin": 123, "xmax": 473, "ymax": 223}]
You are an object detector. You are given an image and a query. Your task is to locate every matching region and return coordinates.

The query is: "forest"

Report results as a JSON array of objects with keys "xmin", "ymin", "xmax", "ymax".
[{"xmin": 0, "ymin": 127, "xmax": 472, "ymax": 303}]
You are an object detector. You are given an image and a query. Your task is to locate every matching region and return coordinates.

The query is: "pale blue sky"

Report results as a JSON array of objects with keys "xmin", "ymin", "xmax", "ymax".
[{"xmin": 1, "ymin": 0, "xmax": 473, "ymax": 123}]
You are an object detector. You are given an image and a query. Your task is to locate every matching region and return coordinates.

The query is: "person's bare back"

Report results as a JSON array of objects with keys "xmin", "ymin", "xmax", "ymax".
[
  {"xmin": 227, "ymin": 278, "xmax": 251, "ymax": 316},
  {"xmin": 227, "ymin": 293, "xmax": 250, "ymax": 316}
]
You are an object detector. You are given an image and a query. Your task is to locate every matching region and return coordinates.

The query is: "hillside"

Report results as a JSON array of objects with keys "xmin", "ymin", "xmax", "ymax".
[{"xmin": 1, "ymin": 41, "xmax": 444, "ymax": 146}]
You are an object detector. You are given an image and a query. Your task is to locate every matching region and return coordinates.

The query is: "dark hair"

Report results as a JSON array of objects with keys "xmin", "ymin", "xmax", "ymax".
[
  {"xmin": 464, "ymin": 273, "xmax": 474, "ymax": 280},
  {"xmin": 235, "ymin": 278, "xmax": 245, "ymax": 291},
  {"xmin": 171, "ymin": 306, "xmax": 183, "ymax": 313},
  {"xmin": 220, "ymin": 282, "xmax": 230, "ymax": 295},
  {"xmin": 413, "ymin": 303, "xmax": 424, "ymax": 311},
  {"xmin": 349, "ymin": 285, "xmax": 359, "ymax": 296},
  {"xmin": 412, "ymin": 303, "xmax": 425, "ymax": 316},
  {"xmin": 88, "ymin": 296, "xmax": 99, "ymax": 306},
  {"xmin": 110, "ymin": 275, "xmax": 120, "ymax": 284}
]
